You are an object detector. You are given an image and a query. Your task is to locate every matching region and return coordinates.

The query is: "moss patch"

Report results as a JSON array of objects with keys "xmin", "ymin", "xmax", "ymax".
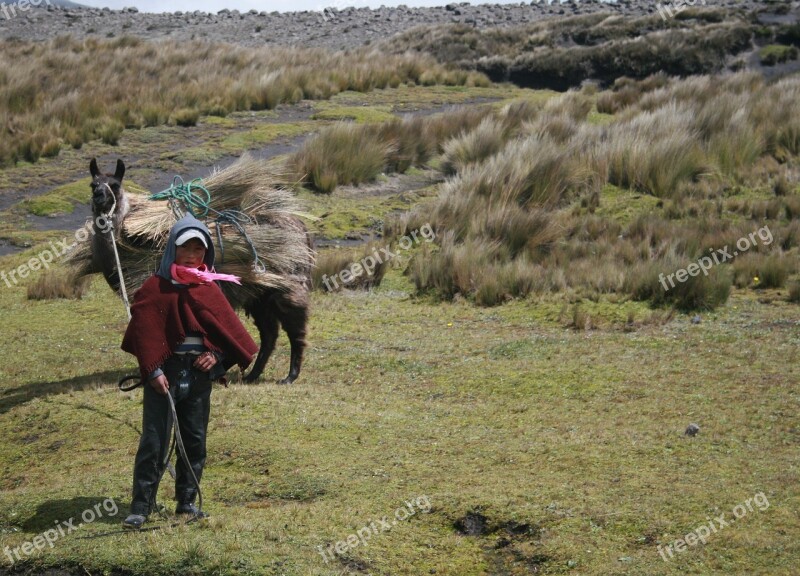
[
  {"xmin": 220, "ymin": 122, "xmax": 315, "ymax": 152},
  {"xmin": 593, "ymin": 183, "xmax": 662, "ymax": 225},
  {"xmin": 759, "ymin": 44, "xmax": 799, "ymax": 66},
  {"xmin": 312, "ymin": 104, "xmax": 397, "ymax": 124}
]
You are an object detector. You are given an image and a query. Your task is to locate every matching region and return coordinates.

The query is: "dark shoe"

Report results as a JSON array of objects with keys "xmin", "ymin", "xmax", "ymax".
[
  {"xmin": 175, "ymin": 502, "xmax": 208, "ymax": 518},
  {"xmin": 122, "ymin": 514, "xmax": 147, "ymax": 530}
]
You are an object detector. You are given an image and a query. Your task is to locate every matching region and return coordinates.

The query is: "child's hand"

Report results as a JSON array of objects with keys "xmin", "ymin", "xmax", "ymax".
[
  {"xmin": 194, "ymin": 352, "xmax": 218, "ymax": 373},
  {"xmin": 149, "ymin": 374, "xmax": 169, "ymax": 396}
]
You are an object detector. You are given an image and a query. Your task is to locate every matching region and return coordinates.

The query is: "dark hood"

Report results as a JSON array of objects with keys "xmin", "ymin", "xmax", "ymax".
[{"xmin": 156, "ymin": 214, "xmax": 215, "ymax": 281}]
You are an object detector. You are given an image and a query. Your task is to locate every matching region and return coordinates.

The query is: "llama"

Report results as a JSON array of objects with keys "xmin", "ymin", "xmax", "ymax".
[{"xmin": 78, "ymin": 158, "xmax": 314, "ymax": 384}]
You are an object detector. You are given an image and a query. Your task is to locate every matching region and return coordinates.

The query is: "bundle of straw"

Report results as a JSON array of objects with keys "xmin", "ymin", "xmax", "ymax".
[{"xmin": 66, "ymin": 153, "xmax": 315, "ymax": 296}]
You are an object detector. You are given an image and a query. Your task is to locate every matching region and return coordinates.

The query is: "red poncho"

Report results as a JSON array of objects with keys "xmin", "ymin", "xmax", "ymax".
[{"xmin": 121, "ymin": 275, "xmax": 259, "ymax": 381}]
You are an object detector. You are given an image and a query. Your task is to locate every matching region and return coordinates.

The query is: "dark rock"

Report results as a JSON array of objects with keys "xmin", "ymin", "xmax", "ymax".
[{"xmin": 685, "ymin": 423, "xmax": 700, "ymax": 437}]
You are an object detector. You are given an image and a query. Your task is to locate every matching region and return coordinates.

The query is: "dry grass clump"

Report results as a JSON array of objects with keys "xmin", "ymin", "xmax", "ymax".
[
  {"xmin": 0, "ymin": 36, "xmax": 487, "ymax": 167},
  {"xmin": 595, "ymin": 73, "xmax": 671, "ymax": 114},
  {"xmin": 624, "ymin": 255, "xmax": 733, "ymax": 311},
  {"xmin": 407, "ymin": 234, "xmax": 550, "ymax": 306},
  {"xmin": 289, "ymin": 105, "xmax": 493, "ymax": 193},
  {"xmin": 403, "ymin": 127, "xmax": 590, "ymax": 304},
  {"xmin": 441, "ymin": 117, "xmax": 506, "ymax": 175},
  {"xmin": 732, "ymin": 254, "xmax": 796, "ymax": 289},
  {"xmin": 312, "ymin": 243, "xmax": 388, "ymax": 292},
  {"xmin": 603, "ymin": 103, "xmax": 710, "ymax": 197},
  {"xmin": 26, "ymin": 269, "xmax": 90, "ymax": 300},
  {"xmin": 788, "ymin": 280, "xmax": 800, "ymax": 303},
  {"xmin": 290, "ymin": 123, "xmax": 392, "ymax": 194}
]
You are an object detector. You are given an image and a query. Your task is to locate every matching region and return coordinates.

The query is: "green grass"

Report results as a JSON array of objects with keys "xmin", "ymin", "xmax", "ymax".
[
  {"xmin": 297, "ymin": 181, "xmax": 434, "ymax": 239},
  {"xmin": 759, "ymin": 44, "xmax": 799, "ymax": 66},
  {"xmin": 0, "ymin": 260, "xmax": 797, "ymax": 575},
  {"xmin": 220, "ymin": 122, "xmax": 315, "ymax": 153},
  {"xmin": 311, "ymin": 104, "xmax": 397, "ymax": 124},
  {"xmin": 22, "ymin": 195, "xmax": 75, "ymax": 217},
  {"xmin": 19, "ymin": 178, "xmax": 94, "ymax": 217},
  {"xmin": 593, "ymin": 183, "xmax": 662, "ymax": 226}
]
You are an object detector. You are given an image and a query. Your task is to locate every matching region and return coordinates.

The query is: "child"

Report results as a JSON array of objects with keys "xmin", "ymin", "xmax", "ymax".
[{"xmin": 120, "ymin": 214, "xmax": 258, "ymax": 529}]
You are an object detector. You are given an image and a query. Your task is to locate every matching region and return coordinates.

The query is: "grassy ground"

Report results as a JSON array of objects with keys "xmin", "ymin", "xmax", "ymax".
[
  {"xmin": 0, "ymin": 261, "xmax": 797, "ymax": 575},
  {"xmin": 0, "ymin": 81, "xmax": 798, "ymax": 575}
]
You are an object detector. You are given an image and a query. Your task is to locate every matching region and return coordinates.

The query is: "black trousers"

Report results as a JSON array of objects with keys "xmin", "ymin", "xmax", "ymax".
[{"xmin": 130, "ymin": 355, "xmax": 212, "ymax": 516}]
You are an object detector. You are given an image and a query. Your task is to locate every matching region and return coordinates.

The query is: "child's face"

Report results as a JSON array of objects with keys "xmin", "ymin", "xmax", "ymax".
[{"xmin": 175, "ymin": 239, "xmax": 207, "ymax": 268}]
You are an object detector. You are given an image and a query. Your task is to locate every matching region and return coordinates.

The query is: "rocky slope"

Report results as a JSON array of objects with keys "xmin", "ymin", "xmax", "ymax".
[{"xmin": 0, "ymin": 0, "xmax": 765, "ymax": 50}]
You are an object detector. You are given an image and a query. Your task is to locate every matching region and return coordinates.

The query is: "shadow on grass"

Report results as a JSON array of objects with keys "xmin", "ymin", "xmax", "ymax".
[
  {"xmin": 21, "ymin": 496, "xmax": 123, "ymax": 533},
  {"xmin": 0, "ymin": 370, "xmax": 135, "ymax": 416}
]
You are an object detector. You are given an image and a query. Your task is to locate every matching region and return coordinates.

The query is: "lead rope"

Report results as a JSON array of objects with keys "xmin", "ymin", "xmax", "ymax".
[
  {"xmin": 102, "ymin": 184, "xmax": 131, "ymax": 321},
  {"xmin": 106, "ymin": 180, "xmax": 202, "ymax": 532},
  {"xmin": 104, "ymin": 374, "xmax": 204, "ymax": 538},
  {"xmin": 167, "ymin": 390, "xmax": 203, "ymax": 516}
]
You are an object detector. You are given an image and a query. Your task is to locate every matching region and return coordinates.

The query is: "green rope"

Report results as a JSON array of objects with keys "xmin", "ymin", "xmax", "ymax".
[
  {"xmin": 150, "ymin": 176, "xmax": 213, "ymax": 218},
  {"xmin": 150, "ymin": 176, "xmax": 266, "ymax": 271}
]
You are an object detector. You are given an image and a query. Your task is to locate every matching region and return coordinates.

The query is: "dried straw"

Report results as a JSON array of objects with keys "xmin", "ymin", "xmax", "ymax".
[{"xmin": 66, "ymin": 153, "xmax": 315, "ymax": 295}]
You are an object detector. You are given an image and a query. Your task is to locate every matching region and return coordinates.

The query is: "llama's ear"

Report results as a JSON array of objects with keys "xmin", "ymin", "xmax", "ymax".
[
  {"xmin": 114, "ymin": 159, "xmax": 125, "ymax": 181},
  {"xmin": 90, "ymin": 158, "xmax": 100, "ymax": 178}
]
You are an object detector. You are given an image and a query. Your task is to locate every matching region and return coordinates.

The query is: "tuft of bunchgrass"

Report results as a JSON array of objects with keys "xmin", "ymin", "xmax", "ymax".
[
  {"xmin": 625, "ymin": 255, "xmax": 733, "ymax": 311},
  {"xmin": 312, "ymin": 243, "xmax": 388, "ymax": 292},
  {"xmin": 26, "ymin": 269, "xmax": 90, "ymax": 301},
  {"xmin": 788, "ymin": 280, "xmax": 800, "ymax": 303},
  {"xmin": 291, "ymin": 123, "xmax": 392, "ymax": 193},
  {"xmin": 441, "ymin": 116, "xmax": 506, "ymax": 175}
]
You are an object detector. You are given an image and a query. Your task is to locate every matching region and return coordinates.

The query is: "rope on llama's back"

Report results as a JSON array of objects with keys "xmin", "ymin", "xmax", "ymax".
[{"xmin": 66, "ymin": 153, "xmax": 316, "ymax": 384}]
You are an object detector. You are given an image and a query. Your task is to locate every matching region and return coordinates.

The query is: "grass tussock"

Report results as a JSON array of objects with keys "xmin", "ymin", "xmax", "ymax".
[
  {"xmin": 788, "ymin": 280, "xmax": 800, "ymax": 303},
  {"xmin": 290, "ymin": 123, "xmax": 392, "ymax": 193},
  {"xmin": 0, "ymin": 36, "xmax": 487, "ymax": 167},
  {"xmin": 290, "ymin": 106, "xmax": 493, "ymax": 193},
  {"xmin": 603, "ymin": 103, "xmax": 710, "ymax": 197},
  {"xmin": 390, "ymin": 77, "xmax": 800, "ymax": 310},
  {"xmin": 26, "ymin": 269, "xmax": 90, "ymax": 300},
  {"xmin": 313, "ymin": 243, "xmax": 389, "ymax": 292}
]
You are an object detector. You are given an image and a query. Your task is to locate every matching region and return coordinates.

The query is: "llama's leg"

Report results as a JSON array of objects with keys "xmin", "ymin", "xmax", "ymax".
[
  {"xmin": 244, "ymin": 306, "xmax": 279, "ymax": 383},
  {"xmin": 276, "ymin": 304, "xmax": 308, "ymax": 385}
]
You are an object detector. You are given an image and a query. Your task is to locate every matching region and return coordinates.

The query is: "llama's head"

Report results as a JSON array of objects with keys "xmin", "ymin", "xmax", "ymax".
[{"xmin": 89, "ymin": 158, "xmax": 125, "ymax": 216}]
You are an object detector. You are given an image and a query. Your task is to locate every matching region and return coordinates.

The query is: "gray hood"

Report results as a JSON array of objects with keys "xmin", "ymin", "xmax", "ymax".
[{"xmin": 156, "ymin": 214, "xmax": 215, "ymax": 281}]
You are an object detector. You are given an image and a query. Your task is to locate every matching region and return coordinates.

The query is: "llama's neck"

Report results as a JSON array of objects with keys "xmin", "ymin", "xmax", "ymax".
[
  {"xmin": 91, "ymin": 189, "xmax": 130, "ymax": 284},
  {"xmin": 93, "ymin": 190, "xmax": 129, "ymax": 236}
]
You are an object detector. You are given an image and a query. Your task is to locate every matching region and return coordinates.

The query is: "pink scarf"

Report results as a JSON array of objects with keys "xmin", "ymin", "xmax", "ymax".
[{"xmin": 171, "ymin": 263, "xmax": 242, "ymax": 285}]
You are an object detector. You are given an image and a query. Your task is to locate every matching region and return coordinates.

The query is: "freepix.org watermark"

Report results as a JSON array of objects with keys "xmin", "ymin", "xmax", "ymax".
[
  {"xmin": 657, "ymin": 0, "xmax": 706, "ymax": 21},
  {"xmin": 1, "ymin": 0, "xmax": 52, "ymax": 21},
  {"xmin": 659, "ymin": 225, "xmax": 773, "ymax": 292},
  {"xmin": 4, "ymin": 498, "xmax": 119, "ymax": 564},
  {"xmin": 321, "ymin": 223, "xmax": 436, "ymax": 292},
  {"xmin": 1, "ymin": 215, "xmax": 112, "ymax": 289},
  {"xmin": 657, "ymin": 492, "xmax": 769, "ymax": 561},
  {"xmin": 316, "ymin": 495, "xmax": 431, "ymax": 563}
]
